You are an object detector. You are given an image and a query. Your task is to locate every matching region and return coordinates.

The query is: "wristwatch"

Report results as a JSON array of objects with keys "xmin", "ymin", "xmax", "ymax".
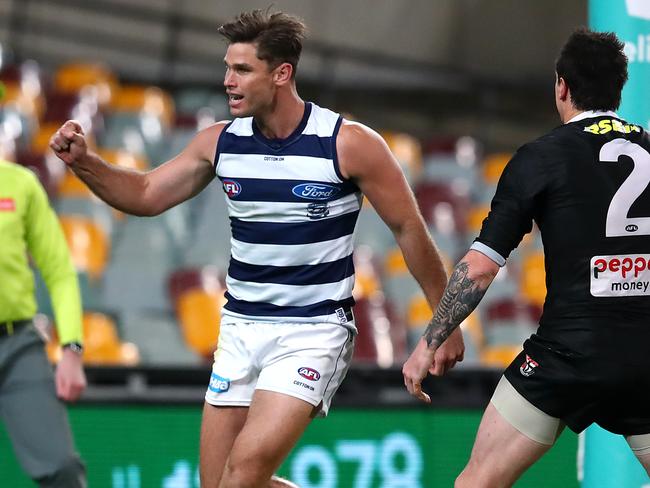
[{"xmin": 62, "ymin": 342, "xmax": 84, "ymax": 355}]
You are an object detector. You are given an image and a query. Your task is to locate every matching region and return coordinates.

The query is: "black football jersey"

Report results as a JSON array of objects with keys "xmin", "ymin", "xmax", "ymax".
[{"xmin": 476, "ymin": 112, "xmax": 650, "ymax": 359}]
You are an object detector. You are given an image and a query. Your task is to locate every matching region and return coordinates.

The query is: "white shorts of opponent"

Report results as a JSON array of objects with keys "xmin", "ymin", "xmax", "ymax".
[{"xmin": 205, "ymin": 321, "xmax": 355, "ymax": 417}]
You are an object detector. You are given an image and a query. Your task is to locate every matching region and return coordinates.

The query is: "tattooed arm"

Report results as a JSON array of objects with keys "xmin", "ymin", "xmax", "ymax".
[{"xmin": 402, "ymin": 249, "xmax": 500, "ymax": 403}]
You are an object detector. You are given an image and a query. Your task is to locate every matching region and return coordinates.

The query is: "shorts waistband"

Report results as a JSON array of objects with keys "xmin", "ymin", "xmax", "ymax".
[{"xmin": 0, "ymin": 319, "xmax": 31, "ymax": 337}]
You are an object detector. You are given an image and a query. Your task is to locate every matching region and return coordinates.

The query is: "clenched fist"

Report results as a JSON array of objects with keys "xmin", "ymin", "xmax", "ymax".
[{"xmin": 49, "ymin": 120, "xmax": 88, "ymax": 166}]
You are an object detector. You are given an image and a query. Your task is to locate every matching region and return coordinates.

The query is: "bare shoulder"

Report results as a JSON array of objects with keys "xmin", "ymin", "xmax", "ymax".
[
  {"xmin": 184, "ymin": 120, "xmax": 231, "ymax": 165},
  {"xmin": 337, "ymin": 120, "xmax": 393, "ymax": 179}
]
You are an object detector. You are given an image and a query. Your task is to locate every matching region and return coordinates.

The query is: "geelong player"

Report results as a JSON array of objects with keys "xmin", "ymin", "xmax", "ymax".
[
  {"xmin": 50, "ymin": 9, "xmax": 464, "ymax": 488},
  {"xmin": 404, "ymin": 28, "xmax": 650, "ymax": 486}
]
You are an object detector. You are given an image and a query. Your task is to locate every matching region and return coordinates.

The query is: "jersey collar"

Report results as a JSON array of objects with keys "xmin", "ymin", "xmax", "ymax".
[{"xmin": 566, "ymin": 110, "xmax": 618, "ymax": 124}]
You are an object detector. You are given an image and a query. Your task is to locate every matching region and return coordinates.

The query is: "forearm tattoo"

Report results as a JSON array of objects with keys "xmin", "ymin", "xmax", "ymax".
[{"xmin": 424, "ymin": 261, "xmax": 487, "ymax": 349}]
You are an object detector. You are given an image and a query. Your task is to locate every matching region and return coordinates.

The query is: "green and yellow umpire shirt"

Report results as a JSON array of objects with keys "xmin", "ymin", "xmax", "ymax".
[{"xmin": 0, "ymin": 160, "xmax": 82, "ymax": 344}]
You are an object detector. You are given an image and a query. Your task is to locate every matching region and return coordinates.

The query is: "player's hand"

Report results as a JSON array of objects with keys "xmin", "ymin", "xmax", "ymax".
[
  {"xmin": 430, "ymin": 327, "xmax": 464, "ymax": 376},
  {"xmin": 402, "ymin": 337, "xmax": 437, "ymax": 403},
  {"xmin": 49, "ymin": 120, "xmax": 88, "ymax": 166},
  {"xmin": 55, "ymin": 348, "xmax": 87, "ymax": 402}
]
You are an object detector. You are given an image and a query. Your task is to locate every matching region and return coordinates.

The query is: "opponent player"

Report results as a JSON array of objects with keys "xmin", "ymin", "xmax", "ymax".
[
  {"xmin": 50, "ymin": 9, "xmax": 464, "ymax": 487},
  {"xmin": 403, "ymin": 28, "xmax": 650, "ymax": 486}
]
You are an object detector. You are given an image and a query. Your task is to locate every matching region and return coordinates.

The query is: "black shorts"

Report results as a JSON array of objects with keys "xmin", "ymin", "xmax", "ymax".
[{"xmin": 504, "ymin": 336, "xmax": 650, "ymax": 436}]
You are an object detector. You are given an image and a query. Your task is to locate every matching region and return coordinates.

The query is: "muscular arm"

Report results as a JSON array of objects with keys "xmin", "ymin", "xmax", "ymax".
[
  {"xmin": 50, "ymin": 120, "xmax": 224, "ymax": 216},
  {"xmin": 424, "ymin": 251, "xmax": 499, "ymax": 349},
  {"xmin": 337, "ymin": 122, "xmax": 447, "ymax": 307},
  {"xmin": 402, "ymin": 249, "xmax": 499, "ymax": 402},
  {"xmin": 338, "ymin": 121, "xmax": 464, "ymax": 373}
]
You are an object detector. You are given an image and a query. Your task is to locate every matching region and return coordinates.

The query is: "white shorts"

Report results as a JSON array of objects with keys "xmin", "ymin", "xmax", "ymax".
[{"xmin": 205, "ymin": 321, "xmax": 355, "ymax": 416}]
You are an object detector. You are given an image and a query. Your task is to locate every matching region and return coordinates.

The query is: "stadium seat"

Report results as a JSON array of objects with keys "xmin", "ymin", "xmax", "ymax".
[
  {"xmin": 168, "ymin": 266, "xmax": 225, "ymax": 358},
  {"xmin": 177, "ymin": 289, "xmax": 224, "ymax": 358},
  {"xmin": 168, "ymin": 265, "xmax": 223, "ymax": 307},
  {"xmin": 111, "ymin": 85, "xmax": 175, "ymax": 128},
  {"xmin": 118, "ymin": 310, "xmax": 203, "ymax": 366},
  {"xmin": 81, "ymin": 312, "xmax": 139, "ymax": 365},
  {"xmin": 56, "ymin": 196, "xmax": 115, "ymax": 238},
  {"xmin": 480, "ymin": 344, "xmax": 521, "ymax": 369},
  {"xmin": 59, "ymin": 215, "xmax": 110, "ymax": 280},
  {"xmin": 520, "ymin": 251, "xmax": 547, "ymax": 308},
  {"xmin": 352, "ymin": 246, "xmax": 406, "ymax": 366},
  {"xmin": 480, "ymin": 297, "xmax": 538, "ymax": 368},
  {"xmin": 381, "ymin": 130, "xmax": 423, "ymax": 186},
  {"xmin": 467, "ymin": 204, "xmax": 491, "ymax": 235},
  {"xmin": 46, "ymin": 312, "xmax": 139, "ymax": 366},
  {"xmin": 53, "ymin": 62, "xmax": 117, "ymax": 106},
  {"xmin": 95, "ymin": 148, "xmax": 149, "ymax": 171},
  {"xmin": 101, "ymin": 214, "xmax": 179, "ymax": 314},
  {"xmin": 414, "ymin": 181, "xmax": 471, "ymax": 236},
  {"xmin": 482, "ymin": 152, "xmax": 511, "ymax": 186},
  {"xmin": 57, "ymin": 171, "xmax": 95, "ymax": 199},
  {"xmin": 41, "ymin": 91, "xmax": 80, "ymax": 123}
]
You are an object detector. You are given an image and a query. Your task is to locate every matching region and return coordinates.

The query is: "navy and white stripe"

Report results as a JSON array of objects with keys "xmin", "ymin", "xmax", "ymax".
[{"xmin": 215, "ymin": 102, "xmax": 361, "ymax": 326}]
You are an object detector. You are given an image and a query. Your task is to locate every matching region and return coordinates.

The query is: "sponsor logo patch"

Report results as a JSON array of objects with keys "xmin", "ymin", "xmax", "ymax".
[
  {"xmin": 298, "ymin": 367, "xmax": 321, "ymax": 381},
  {"xmin": 519, "ymin": 354, "xmax": 539, "ymax": 377},
  {"xmin": 307, "ymin": 202, "xmax": 330, "ymax": 220},
  {"xmin": 292, "ymin": 183, "xmax": 340, "ymax": 201},
  {"xmin": 223, "ymin": 180, "xmax": 241, "ymax": 198},
  {"xmin": 208, "ymin": 373, "xmax": 231, "ymax": 393},
  {"xmin": 0, "ymin": 198, "xmax": 16, "ymax": 211},
  {"xmin": 591, "ymin": 254, "xmax": 650, "ymax": 297}
]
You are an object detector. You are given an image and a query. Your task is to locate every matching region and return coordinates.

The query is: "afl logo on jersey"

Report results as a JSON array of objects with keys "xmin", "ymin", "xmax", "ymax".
[
  {"xmin": 292, "ymin": 183, "xmax": 340, "ymax": 200},
  {"xmin": 626, "ymin": 224, "xmax": 639, "ymax": 233},
  {"xmin": 223, "ymin": 180, "xmax": 241, "ymax": 198},
  {"xmin": 298, "ymin": 367, "xmax": 321, "ymax": 381}
]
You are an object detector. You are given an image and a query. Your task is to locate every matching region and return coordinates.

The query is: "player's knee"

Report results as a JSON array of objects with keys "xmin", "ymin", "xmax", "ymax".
[
  {"xmin": 221, "ymin": 458, "xmax": 271, "ymax": 488},
  {"xmin": 37, "ymin": 455, "xmax": 86, "ymax": 488}
]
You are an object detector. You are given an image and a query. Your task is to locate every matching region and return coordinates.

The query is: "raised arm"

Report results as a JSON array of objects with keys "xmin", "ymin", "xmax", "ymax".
[
  {"xmin": 49, "ymin": 120, "xmax": 225, "ymax": 216},
  {"xmin": 337, "ymin": 121, "xmax": 464, "ymax": 373},
  {"xmin": 403, "ymin": 249, "xmax": 500, "ymax": 402}
]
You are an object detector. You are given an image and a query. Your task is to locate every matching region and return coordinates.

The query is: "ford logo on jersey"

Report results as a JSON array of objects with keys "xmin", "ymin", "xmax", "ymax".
[
  {"xmin": 298, "ymin": 367, "xmax": 321, "ymax": 381},
  {"xmin": 223, "ymin": 180, "xmax": 241, "ymax": 198},
  {"xmin": 292, "ymin": 183, "xmax": 340, "ymax": 200}
]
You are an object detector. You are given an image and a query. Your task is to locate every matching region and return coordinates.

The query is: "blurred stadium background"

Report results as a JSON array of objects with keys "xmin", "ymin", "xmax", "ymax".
[{"xmin": 0, "ymin": 0, "xmax": 587, "ymax": 486}]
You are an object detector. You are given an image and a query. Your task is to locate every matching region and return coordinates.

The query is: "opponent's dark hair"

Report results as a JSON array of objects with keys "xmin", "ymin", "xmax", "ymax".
[
  {"xmin": 218, "ymin": 9, "xmax": 306, "ymax": 78},
  {"xmin": 556, "ymin": 28, "xmax": 628, "ymax": 111}
]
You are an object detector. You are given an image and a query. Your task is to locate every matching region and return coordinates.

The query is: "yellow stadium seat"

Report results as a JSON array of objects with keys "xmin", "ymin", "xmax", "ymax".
[
  {"xmin": 521, "ymin": 252, "xmax": 546, "ymax": 308},
  {"xmin": 177, "ymin": 289, "xmax": 225, "ymax": 358},
  {"xmin": 480, "ymin": 344, "xmax": 521, "ymax": 368},
  {"xmin": 467, "ymin": 204, "xmax": 491, "ymax": 234},
  {"xmin": 95, "ymin": 148, "xmax": 149, "ymax": 171},
  {"xmin": 57, "ymin": 171, "xmax": 94, "ymax": 198},
  {"xmin": 59, "ymin": 216, "xmax": 110, "ymax": 280},
  {"xmin": 381, "ymin": 131, "xmax": 423, "ymax": 183},
  {"xmin": 46, "ymin": 312, "xmax": 139, "ymax": 365},
  {"xmin": 384, "ymin": 247, "xmax": 408, "ymax": 276},
  {"xmin": 482, "ymin": 153, "xmax": 511, "ymax": 185},
  {"xmin": 82, "ymin": 312, "xmax": 139, "ymax": 365},
  {"xmin": 406, "ymin": 294, "xmax": 431, "ymax": 330},
  {"xmin": 111, "ymin": 85, "xmax": 175, "ymax": 127},
  {"xmin": 54, "ymin": 62, "xmax": 118, "ymax": 106}
]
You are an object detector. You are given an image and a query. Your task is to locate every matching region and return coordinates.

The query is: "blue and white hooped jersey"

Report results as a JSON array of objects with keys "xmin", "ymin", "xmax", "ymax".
[{"xmin": 215, "ymin": 102, "xmax": 362, "ymax": 328}]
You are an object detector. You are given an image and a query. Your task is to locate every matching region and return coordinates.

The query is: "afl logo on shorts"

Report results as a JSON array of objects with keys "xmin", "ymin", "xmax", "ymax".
[
  {"xmin": 223, "ymin": 180, "xmax": 241, "ymax": 198},
  {"xmin": 298, "ymin": 367, "xmax": 321, "ymax": 381},
  {"xmin": 519, "ymin": 354, "xmax": 539, "ymax": 377}
]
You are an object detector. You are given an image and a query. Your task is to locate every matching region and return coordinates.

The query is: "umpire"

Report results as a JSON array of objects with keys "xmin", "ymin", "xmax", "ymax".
[{"xmin": 0, "ymin": 86, "xmax": 87, "ymax": 486}]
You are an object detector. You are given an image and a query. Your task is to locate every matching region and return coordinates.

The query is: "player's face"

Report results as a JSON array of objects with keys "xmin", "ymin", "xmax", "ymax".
[{"xmin": 223, "ymin": 43, "xmax": 278, "ymax": 117}]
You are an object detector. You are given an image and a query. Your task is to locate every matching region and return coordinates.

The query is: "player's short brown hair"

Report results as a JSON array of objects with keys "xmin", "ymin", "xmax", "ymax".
[
  {"xmin": 218, "ymin": 9, "xmax": 306, "ymax": 78},
  {"xmin": 556, "ymin": 28, "xmax": 628, "ymax": 111}
]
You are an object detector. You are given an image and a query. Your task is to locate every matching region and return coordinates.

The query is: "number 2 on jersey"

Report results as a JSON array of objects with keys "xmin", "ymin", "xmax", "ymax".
[{"xmin": 600, "ymin": 138, "xmax": 650, "ymax": 237}]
